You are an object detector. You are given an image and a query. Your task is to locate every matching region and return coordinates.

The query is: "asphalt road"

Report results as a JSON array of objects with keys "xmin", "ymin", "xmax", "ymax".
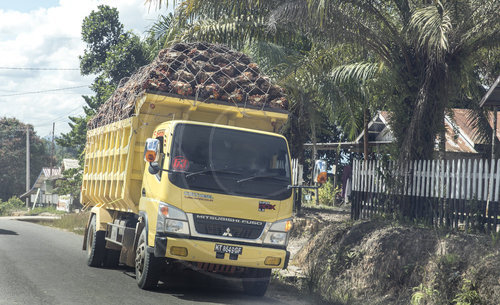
[{"xmin": 0, "ymin": 218, "xmax": 310, "ymax": 305}]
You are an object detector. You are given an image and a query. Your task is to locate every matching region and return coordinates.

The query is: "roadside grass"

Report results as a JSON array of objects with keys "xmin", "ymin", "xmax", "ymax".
[
  {"xmin": 26, "ymin": 207, "xmax": 67, "ymax": 216},
  {"xmin": 38, "ymin": 211, "xmax": 90, "ymax": 235},
  {"xmin": 300, "ymin": 202, "xmax": 349, "ymax": 212}
]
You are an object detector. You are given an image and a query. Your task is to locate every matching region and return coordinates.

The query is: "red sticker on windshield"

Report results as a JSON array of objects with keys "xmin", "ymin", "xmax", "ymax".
[{"xmin": 172, "ymin": 156, "xmax": 189, "ymax": 171}]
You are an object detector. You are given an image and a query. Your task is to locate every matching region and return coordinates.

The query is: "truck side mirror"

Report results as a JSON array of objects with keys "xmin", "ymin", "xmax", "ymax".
[
  {"xmin": 144, "ymin": 138, "xmax": 160, "ymax": 162},
  {"xmin": 144, "ymin": 138, "xmax": 160, "ymax": 175},
  {"xmin": 313, "ymin": 160, "xmax": 328, "ymax": 184}
]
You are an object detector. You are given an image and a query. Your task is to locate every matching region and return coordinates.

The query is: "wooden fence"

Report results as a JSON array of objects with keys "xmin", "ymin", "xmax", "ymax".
[{"xmin": 351, "ymin": 159, "xmax": 500, "ymax": 233}]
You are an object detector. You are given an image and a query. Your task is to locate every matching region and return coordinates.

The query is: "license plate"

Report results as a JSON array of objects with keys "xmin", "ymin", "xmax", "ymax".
[{"xmin": 214, "ymin": 244, "xmax": 243, "ymax": 255}]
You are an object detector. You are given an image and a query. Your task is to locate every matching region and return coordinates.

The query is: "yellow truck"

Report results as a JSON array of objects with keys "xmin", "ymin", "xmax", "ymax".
[{"xmin": 81, "ymin": 91, "xmax": 294, "ymax": 295}]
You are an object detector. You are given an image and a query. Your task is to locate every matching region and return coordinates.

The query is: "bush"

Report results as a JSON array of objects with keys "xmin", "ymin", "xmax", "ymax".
[
  {"xmin": 0, "ymin": 196, "xmax": 24, "ymax": 216},
  {"xmin": 318, "ymin": 178, "xmax": 341, "ymax": 206},
  {"xmin": 7, "ymin": 196, "xmax": 24, "ymax": 209}
]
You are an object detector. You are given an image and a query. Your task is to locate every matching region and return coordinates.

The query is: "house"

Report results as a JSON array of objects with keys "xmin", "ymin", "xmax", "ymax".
[
  {"xmin": 20, "ymin": 158, "xmax": 79, "ymax": 211},
  {"xmin": 305, "ymin": 109, "xmax": 500, "ymax": 159}
]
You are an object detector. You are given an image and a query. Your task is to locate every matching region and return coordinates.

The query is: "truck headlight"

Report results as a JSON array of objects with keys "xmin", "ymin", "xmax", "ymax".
[
  {"xmin": 263, "ymin": 218, "xmax": 292, "ymax": 246},
  {"xmin": 269, "ymin": 232, "xmax": 287, "ymax": 244},
  {"xmin": 157, "ymin": 202, "xmax": 190, "ymax": 235}
]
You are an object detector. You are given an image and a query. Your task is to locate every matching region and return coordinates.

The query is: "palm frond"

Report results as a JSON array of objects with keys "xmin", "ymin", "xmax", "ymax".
[
  {"xmin": 173, "ymin": 15, "xmax": 268, "ymax": 49},
  {"xmin": 330, "ymin": 62, "xmax": 384, "ymax": 84},
  {"xmin": 409, "ymin": 1, "xmax": 451, "ymax": 63},
  {"xmin": 466, "ymin": 107, "xmax": 493, "ymax": 146},
  {"xmin": 148, "ymin": 13, "xmax": 173, "ymax": 41}
]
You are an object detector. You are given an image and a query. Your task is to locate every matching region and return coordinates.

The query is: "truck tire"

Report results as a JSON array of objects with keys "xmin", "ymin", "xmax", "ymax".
[
  {"xmin": 135, "ymin": 229, "xmax": 160, "ymax": 290},
  {"xmin": 242, "ymin": 268, "xmax": 271, "ymax": 296},
  {"xmin": 87, "ymin": 215, "xmax": 105, "ymax": 267}
]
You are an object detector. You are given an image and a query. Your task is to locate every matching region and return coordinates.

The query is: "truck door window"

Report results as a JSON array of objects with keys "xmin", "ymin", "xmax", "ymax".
[{"xmin": 155, "ymin": 136, "xmax": 164, "ymax": 180}]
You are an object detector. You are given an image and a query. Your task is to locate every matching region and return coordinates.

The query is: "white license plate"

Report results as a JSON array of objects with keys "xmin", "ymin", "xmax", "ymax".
[{"xmin": 214, "ymin": 244, "xmax": 243, "ymax": 255}]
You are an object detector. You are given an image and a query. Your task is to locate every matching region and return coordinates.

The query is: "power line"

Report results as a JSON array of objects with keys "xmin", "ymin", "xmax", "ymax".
[
  {"xmin": 0, "ymin": 66, "xmax": 80, "ymax": 71},
  {"xmin": 0, "ymin": 85, "xmax": 89, "ymax": 98},
  {"xmin": 35, "ymin": 107, "xmax": 85, "ymax": 126}
]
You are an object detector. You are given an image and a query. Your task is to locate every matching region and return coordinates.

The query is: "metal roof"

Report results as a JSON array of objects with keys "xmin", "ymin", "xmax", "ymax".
[
  {"xmin": 305, "ymin": 109, "xmax": 498, "ymax": 154},
  {"xmin": 480, "ymin": 75, "xmax": 500, "ymax": 107},
  {"xmin": 19, "ymin": 167, "xmax": 60, "ymax": 198}
]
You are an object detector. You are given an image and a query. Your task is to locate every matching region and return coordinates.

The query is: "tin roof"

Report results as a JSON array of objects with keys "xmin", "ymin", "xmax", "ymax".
[
  {"xmin": 451, "ymin": 108, "xmax": 500, "ymax": 145},
  {"xmin": 306, "ymin": 109, "xmax": 499, "ymax": 154},
  {"xmin": 480, "ymin": 75, "xmax": 500, "ymax": 107}
]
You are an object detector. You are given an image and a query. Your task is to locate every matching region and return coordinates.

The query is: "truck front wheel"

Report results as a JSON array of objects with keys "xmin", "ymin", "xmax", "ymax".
[
  {"xmin": 86, "ymin": 214, "xmax": 105, "ymax": 267},
  {"xmin": 135, "ymin": 229, "xmax": 160, "ymax": 290},
  {"xmin": 242, "ymin": 268, "xmax": 271, "ymax": 296}
]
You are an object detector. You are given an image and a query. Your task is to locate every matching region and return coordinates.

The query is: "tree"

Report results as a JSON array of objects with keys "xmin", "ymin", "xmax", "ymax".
[
  {"xmin": 55, "ymin": 168, "xmax": 82, "ymax": 207},
  {"xmin": 147, "ymin": 1, "xmax": 353, "ymax": 163},
  {"xmin": 79, "ymin": 5, "xmax": 124, "ymax": 76},
  {"xmin": 0, "ymin": 118, "xmax": 51, "ymax": 201},
  {"xmin": 271, "ymin": 0, "xmax": 500, "ymax": 160},
  {"xmin": 149, "ymin": 0, "xmax": 500, "ymax": 161},
  {"xmin": 58, "ymin": 5, "xmax": 151, "ymax": 198},
  {"xmin": 58, "ymin": 5, "xmax": 150, "ymax": 157}
]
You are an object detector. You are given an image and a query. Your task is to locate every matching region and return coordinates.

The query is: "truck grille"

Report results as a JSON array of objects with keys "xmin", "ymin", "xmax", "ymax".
[{"xmin": 193, "ymin": 214, "xmax": 265, "ymax": 239}]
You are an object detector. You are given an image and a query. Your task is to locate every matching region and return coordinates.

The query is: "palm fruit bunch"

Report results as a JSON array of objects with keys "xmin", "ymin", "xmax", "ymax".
[{"xmin": 89, "ymin": 42, "xmax": 288, "ymax": 129}]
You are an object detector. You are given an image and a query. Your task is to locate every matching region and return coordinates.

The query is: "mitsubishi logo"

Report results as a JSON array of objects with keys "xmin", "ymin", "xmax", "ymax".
[{"xmin": 222, "ymin": 227, "xmax": 232, "ymax": 237}]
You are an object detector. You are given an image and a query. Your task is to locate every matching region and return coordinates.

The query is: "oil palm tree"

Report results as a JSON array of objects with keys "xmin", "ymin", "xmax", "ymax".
[
  {"xmin": 146, "ymin": 0, "xmax": 344, "ymax": 162},
  {"xmin": 146, "ymin": 0, "xmax": 500, "ymax": 161},
  {"xmin": 270, "ymin": 0, "xmax": 500, "ymax": 160}
]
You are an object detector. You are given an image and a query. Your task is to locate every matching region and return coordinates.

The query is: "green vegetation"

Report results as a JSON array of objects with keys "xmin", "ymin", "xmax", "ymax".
[
  {"xmin": 453, "ymin": 279, "xmax": 482, "ymax": 305},
  {"xmin": 0, "ymin": 119, "xmax": 52, "ymax": 201},
  {"xmin": 318, "ymin": 178, "xmax": 341, "ymax": 206},
  {"xmin": 26, "ymin": 207, "xmax": 66, "ymax": 216},
  {"xmin": 411, "ymin": 283, "xmax": 441, "ymax": 305},
  {"xmin": 56, "ymin": 5, "xmax": 154, "ymax": 196},
  {"xmin": 57, "ymin": 5, "xmax": 151, "ymax": 159},
  {"xmin": 146, "ymin": 0, "xmax": 500, "ymax": 162},
  {"xmin": 0, "ymin": 197, "xmax": 25, "ymax": 216}
]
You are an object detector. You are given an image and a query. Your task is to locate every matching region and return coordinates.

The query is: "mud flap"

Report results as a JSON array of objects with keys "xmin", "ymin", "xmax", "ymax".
[
  {"xmin": 82, "ymin": 213, "xmax": 93, "ymax": 251},
  {"xmin": 154, "ymin": 236, "xmax": 167, "ymax": 258},
  {"xmin": 119, "ymin": 227, "xmax": 137, "ymax": 267}
]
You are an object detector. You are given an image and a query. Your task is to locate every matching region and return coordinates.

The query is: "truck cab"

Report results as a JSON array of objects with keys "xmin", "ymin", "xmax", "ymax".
[{"xmin": 140, "ymin": 120, "xmax": 293, "ymax": 292}]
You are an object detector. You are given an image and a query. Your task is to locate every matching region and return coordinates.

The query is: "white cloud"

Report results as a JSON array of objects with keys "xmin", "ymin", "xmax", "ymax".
[{"xmin": 0, "ymin": 0, "xmax": 168, "ymax": 137}]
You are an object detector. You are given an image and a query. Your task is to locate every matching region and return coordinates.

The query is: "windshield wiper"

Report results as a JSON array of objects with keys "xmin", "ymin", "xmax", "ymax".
[
  {"xmin": 237, "ymin": 173, "xmax": 289, "ymax": 184},
  {"xmin": 185, "ymin": 169, "xmax": 242, "ymax": 178}
]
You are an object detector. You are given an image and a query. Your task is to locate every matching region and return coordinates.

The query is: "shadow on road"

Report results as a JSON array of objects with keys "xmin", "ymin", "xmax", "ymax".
[
  {"xmin": 0, "ymin": 229, "xmax": 18, "ymax": 235},
  {"xmin": 120, "ymin": 266, "xmax": 289, "ymax": 304}
]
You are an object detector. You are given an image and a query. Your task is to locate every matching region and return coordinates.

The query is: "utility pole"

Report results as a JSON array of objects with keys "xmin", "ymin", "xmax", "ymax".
[
  {"xmin": 492, "ymin": 106, "xmax": 497, "ymax": 160},
  {"xmin": 51, "ymin": 122, "xmax": 55, "ymax": 177},
  {"xmin": 25, "ymin": 125, "xmax": 30, "ymax": 209}
]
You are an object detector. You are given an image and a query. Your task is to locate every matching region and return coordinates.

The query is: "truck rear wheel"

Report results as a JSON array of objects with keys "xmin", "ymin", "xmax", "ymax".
[
  {"xmin": 242, "ymin": 268, "xmax": 271, "ymax": 296},
  {"xmin": 135, "ymin": 229, "xmax": 160, "ymax": 290},
  {"xmin": 87, "ymin": 215, "xmax": 105, "ymax": 267}
]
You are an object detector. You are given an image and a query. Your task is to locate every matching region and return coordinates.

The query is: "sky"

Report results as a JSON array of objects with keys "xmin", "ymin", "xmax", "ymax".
[{"xmin": 0, "ymin": 0, "xmax": 169, "ymax": 138}]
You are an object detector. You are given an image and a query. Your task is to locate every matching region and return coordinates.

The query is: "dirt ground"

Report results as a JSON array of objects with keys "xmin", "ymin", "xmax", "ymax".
[{"xmin": 279, "ymin": 205, "xmax": 500, "ymax": 305}]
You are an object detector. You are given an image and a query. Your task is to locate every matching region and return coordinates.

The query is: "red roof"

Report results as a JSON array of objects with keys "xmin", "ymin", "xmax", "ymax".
[{"xmin": 450, "ymin": 109, "xmax": 500, "ymax": 145}]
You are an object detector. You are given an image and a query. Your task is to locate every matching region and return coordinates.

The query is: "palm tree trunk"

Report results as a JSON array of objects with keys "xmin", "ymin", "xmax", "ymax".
[
  {"xmin": 400, "ymin": 80, "xmax": 433, "ymax": 162},
  {"xmin": 311, "ymin": 117, "xmax": 317, "ymax": 161},
  {"xmin": 364, "ymin": 105, "xmax": 369, "ymax": 161}
]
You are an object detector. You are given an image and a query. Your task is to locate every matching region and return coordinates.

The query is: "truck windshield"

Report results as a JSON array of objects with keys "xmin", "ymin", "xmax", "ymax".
[{"xmin": 168, "ymin": 123, "xmax": 292, "ymax": 200}]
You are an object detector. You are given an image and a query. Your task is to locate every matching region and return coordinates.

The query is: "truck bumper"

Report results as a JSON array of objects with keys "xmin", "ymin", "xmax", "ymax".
[{"xmin": 153, "ymin": 235, "xmax": 290, "ymax": 269}]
